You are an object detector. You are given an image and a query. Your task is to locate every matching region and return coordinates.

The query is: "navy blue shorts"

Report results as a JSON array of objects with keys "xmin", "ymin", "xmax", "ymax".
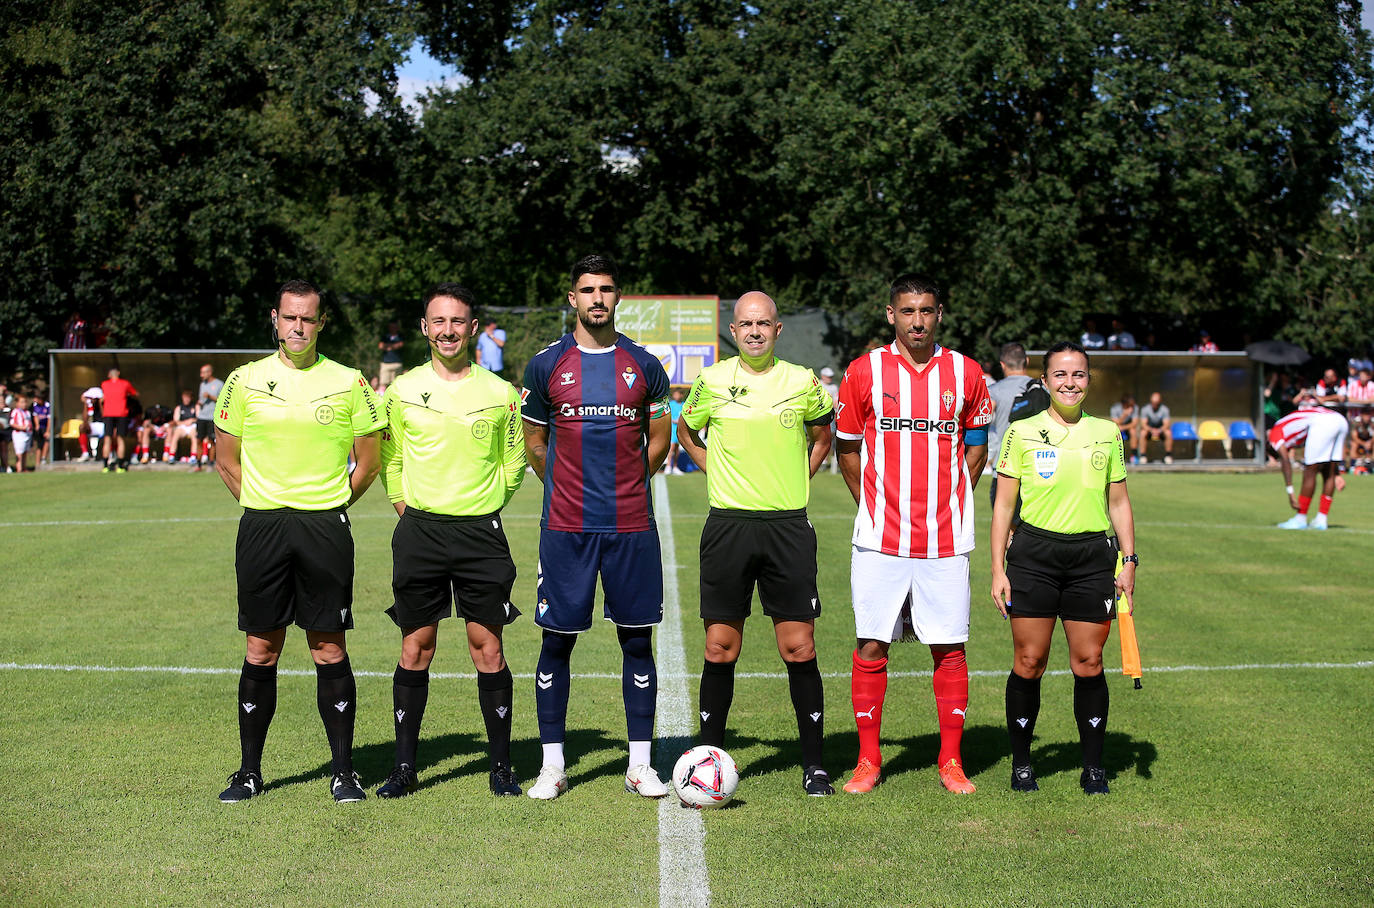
[{"xmin": 535, "ymin": 529, "xmax": 663, "ymax": 633}]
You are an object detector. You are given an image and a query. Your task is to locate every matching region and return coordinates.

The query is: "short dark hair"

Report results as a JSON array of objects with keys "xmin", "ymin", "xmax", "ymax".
[
  {"xmin": 999, "ymin": 342, "xmax": 1028, "ymax": 370},
  {"xmin": 570, "ymin": 254, "xmax": 619, "ymax": 288},
  {"xmin": 276, "ymin": 279, "xmax": 321, "ymax": 305},
  {"xmin": 422, "ymin": 283, "xmax": 479, "ymax": 321},
  {"xmin": 888, "ymin": 272, "xmax": 942, "ymax": 305},
  {"xmin": 1044, "ymin": 340, "xmax": 1089, "ymax": 371}
]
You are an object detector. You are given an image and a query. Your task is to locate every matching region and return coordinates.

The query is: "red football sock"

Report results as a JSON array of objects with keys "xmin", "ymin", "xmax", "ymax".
[
  {"xmin": 932, "ymin": 647, "xmax": 969, "ymax": 766},
  {"xmin": 851, "ymin": 650, "xmax": 888, "ymax": 765},
  {"xmin": 1297, "ymin": 495, "xmax": 1312, "ymax": 516},
  {"xmin": 1319, "ymin": 495, "xmax": 1333, "ymax": 516}
]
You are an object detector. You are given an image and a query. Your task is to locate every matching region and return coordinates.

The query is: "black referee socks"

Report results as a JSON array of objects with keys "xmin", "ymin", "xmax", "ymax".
[
  {"xmin": 476, "ymin": 667, "xmax": 513, "ymax": 769},
  {"xmin": 315, "ymin": 657, "xmax": 357, "ymax": 776},
  {"xmin": 393, "ymin": 665, "xmax": 430, "ymax": 769},
  {"xmin": 1073, "ymin": 671, "xmax": 1109, "ymax": 770},
  {"xmin": 698, "ymin": 660, "xmax": 736, "ymax": 747},
  {"xmin": 237, "ymin": 661, "xmax": 277, "ymax": 774},
  {"xmin": 786, "ymin": 658, "xmax": 824, "ymax": 770},
  {"xmin": 1005, "ymin": 671, "xmax": 1041, "ymax": 767}
]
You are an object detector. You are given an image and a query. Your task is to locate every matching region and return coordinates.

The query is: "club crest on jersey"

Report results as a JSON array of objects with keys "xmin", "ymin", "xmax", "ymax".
[
  {"xmin": 1035, "ymin": 449, "xmax": 1058, "ymax": 478},
  {"xmin": 941, "ymin": 389, "xmax": 955, "ymax": 413},
  {"xmin": 471, "ymin": 419, "xmax": 491, "ymax": 440},
  {"xmin": 1091, "ymin": 450, "xmax": 1107, "ymax": 471},
  {"xmin": 778, "ymin": 409, "xmax": 798, "ymax": 429},
  {"xmin": 622, "ymin": 366, "xmax": 637, "ymax": 389},
  {"xmin": 560, "ymin": 371, "xmax": 576, "ymax": 386},
  {"xmin": 315, "ymin": 404, "xmax": 335, "ymax": 425}
]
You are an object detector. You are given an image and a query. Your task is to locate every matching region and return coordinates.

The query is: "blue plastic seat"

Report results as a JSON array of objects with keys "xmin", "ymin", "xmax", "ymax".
[
  {"xmin": 1229, "ymin": 421, "xmax": 1257, "ymax": 441},
  {"xmin": 1170, "ymin": 422, "xmax": 1197, "ymax": 441}
]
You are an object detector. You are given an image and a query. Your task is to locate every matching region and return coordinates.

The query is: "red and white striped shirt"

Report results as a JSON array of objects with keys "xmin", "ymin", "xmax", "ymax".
[
  {"xmin": 1344, "ymin": 379, "xmax": 1374, "ymax": 404},
  {"xmin": 1268, "ymin": 406, "xmax": 1347, "ymax": 450},
  {"xmin": 836, "ymin": 343, "xmax": 992, "ymax": 558}
]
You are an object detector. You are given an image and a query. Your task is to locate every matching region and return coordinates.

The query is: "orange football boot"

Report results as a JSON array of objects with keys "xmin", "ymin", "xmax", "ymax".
[
  {"xmin": 938, "ymin": 758, "xmax": 976, "ymax": 794},
  {"xmin": 842, "ymin": 757, "xmax": 882, "ymax": 794}
]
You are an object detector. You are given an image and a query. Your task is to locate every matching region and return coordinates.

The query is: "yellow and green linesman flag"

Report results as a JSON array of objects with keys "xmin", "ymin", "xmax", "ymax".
[{"xmin": 1115, "ymin": 552, "xmax": 1143, "ymax": 688}]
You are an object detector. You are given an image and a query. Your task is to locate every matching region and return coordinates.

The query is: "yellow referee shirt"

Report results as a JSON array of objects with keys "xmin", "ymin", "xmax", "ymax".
[
  {"xmin": 681, "ymin": 356, "xmax": 833, "ymax": 511},
  {"xmin": 380, "ymin": 362, "xmax": 525, "ymax": 515},
  {"xmin": 215, "ymin": 354, "xmax": 385, "ymax": 510},
  {"xmin": 996, "ymin": 409, "xmax": 1127, "ymax": 533}
]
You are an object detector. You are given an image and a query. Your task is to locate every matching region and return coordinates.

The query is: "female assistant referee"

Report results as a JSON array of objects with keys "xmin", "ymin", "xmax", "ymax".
[{"xmin": 989, "ymin": 341, "xmax": 1136, "ymax": 794}]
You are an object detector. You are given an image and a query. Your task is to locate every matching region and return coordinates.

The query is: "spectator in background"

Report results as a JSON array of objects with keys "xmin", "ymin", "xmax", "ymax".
[
  {"xmin": 665, "ymin": 387, "xmax": 686, "ymax": 475},
  {"xmin": 1346, "ymin": 368, "xmax": 1373, "ymax": 417},
  {"xmin": 9, "ymin": 394, "xmax": 35, "ymax": 472},
  {"xmin": 61, "ymin": 312, "xmax": 87, "ymax": 349},
  {"xmin": 166, "ymin": 390, "xmax": 199, "ymax": 463},
  {"xmin": 988, "ymin": 342, "xmax": 1033, "ymax": 507},
  {"xmin": 378, "ymin": 320, "xmax": 405, "ymax": 388},
  {"xmin": 80, "ymin": 386, "xmax": 103, "ymax": 461},
  {"xmin": 820, "ymin": 366, "xmax": 841, "ymax": 473},
  {"xmin": 1314, "ymin": 368, "xmax": 1346, "ymax": 411},
  {"xmin": 1107, "ymin": 319, "xmax": 1136, "ymax": 350},
  {"xmin": 1136, "ymin": 391, "xmax": 1174, "ymax": 465},
  {"xmin": 197, "ymin": 363, "xmax": 223, "ymax": 470},
  {"xmin": 100, "ymin": 367, "xmax": 138, "ymax": 472},
  {"xmin": 1349, "ymin": 413, "xmax": 1373, "ymax": 473},
  {"xmin": 135, "ymin": 402, "xmax": 171, "ymax": 464},
  {"xmin": 1191, "ymin": 330, "xmax": 1219, "ymax": 353},
  {"xmin": 1109, "ymin": 394, "xmax": 1137, "ymax": 450},
  {"xmin": 476, "ymin": 319, "xmax": 507, "ymax": 376},
  {"xmin": 0, "ymin": 387, "xmax": 10, "ymax": 473},
  {"xmin": 1080, "ymin": 319, "xmax": 1106, "ymax": 350},
  {"xmin": 32, "ymin": 391, "xmax": 51, "ymax": 466}
]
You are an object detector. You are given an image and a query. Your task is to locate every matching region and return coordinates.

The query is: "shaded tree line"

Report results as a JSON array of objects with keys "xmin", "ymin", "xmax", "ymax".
[{"xmin": 4, "ymin": 0, "xmax": 1372, "ymax": 379}]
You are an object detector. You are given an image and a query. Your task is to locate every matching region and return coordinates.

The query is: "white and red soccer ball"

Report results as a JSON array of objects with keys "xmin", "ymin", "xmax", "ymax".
[{"xmin": 672, "ymin": 745, "xmax": 739, "ymax": 809}]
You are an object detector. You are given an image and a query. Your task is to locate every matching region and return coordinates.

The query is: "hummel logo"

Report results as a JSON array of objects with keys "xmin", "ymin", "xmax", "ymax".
[
  {"xmin": 537, "ymin": 671, "xmax": 554, "ymax": 690},
  {"xmin": 333, "ymin": 701, "xmax": 349, "ymax": 712},
  {"xmin": 633, "ymin": 673, "xmax": 651, "ymax": 690},
  {"xmin": 242, "ymin": 702, "xmax": 256, "ymax": 713},
  {"xmin": 952, "ymin": 708, "xmax": 966, "ymax": 718},
  {"xmin": 496, "ymin": 706, "xmax": 508, "ymax": 719},
  {"xmin": 809, "ymin": 711, "xmax": 822, "ymax": 723},
  {"xmin": 1016, "ymin": 717, "xmax": 1029, "ymax": 728},
  {"xmin": 700, "ymin": 710, "xmax": 711, "ymax": 722},
  {"xmin": 1089, "ymin": 717, "xmax": 1102, "ymax": 728},
  {"xmin": 395, "ymin": 709, "xmax": 405, "ymax": 723},
  {"xmin": 855, "ymin": 706, "xmax": 876, "ymax": 720},
  {"xmin": 560, "ymin": 371, "xmax": 576, "ymax": 386}
]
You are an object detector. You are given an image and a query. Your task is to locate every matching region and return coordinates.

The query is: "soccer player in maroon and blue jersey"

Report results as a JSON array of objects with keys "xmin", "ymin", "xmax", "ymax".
[{"xmin": 521, "ymin": 254, "xmax": 673, "ymax": 801}]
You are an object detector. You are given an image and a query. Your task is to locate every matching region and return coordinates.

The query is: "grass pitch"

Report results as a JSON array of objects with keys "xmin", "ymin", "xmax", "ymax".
[{"xmin": 1, "ymin": 468, "xmax": 1371, "ymax": 907}]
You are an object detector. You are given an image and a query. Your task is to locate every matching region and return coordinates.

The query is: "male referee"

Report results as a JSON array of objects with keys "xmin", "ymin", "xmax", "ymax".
[
  {"xmin": 677, "ymin": 291, "xmax": 837, "ymax": 796},
  {"xmin": 214, "ymin": 279, "xmax": 385, "ymax": 803},
  {"xmin": 376, "ymin": 284, "xmax": 526, "ymax": 798},
  {"xmin": 521, "ymin": 254, "xmax": 673, "ymax": 801}
]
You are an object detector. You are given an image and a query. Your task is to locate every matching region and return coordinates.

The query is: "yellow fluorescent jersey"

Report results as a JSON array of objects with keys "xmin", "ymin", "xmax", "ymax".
[
  {"xmin": 215, "ymin": 354, "xmax": 385, "ymax": 510},
  {"xmin": 996, "ymin": 409, "xmax": 1127, "ymax": 534},
  {"xmin": 380, "ymin": 362, "xmax": 525, "ymax": 515},
  {"xmin": 681, "ymin": 356, "xmax": 833, "ymax": 511}
]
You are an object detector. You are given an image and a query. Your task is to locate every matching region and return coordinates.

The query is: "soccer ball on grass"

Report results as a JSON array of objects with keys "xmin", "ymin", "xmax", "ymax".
[{"xmin": 672, "ymin": 745, "xmax": 739, "ymax": 809}]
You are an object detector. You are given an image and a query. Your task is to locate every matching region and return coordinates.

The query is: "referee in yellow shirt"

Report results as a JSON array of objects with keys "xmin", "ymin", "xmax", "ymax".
[
  {"xmin": 214, "ymin": 280, "xmax": 386, "ymax": 804},
  {"xmin": 375, "ymin": 284, "xmax": 527, "ymax": 798},
  {"xmin": 989, "ymin": 342, "xmax": 1137, "ymax": 795},
  {"xmin": 678, "ymin": 291, "xmax": 837, "ymax": 796}
]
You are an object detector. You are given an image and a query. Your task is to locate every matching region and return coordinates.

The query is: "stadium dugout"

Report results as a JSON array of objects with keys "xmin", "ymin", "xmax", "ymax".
[
  {"xmin": 46, "ymin": 348, "xmax": 271, "ymax": 464},
  {"xmin": 1026, "ymin": 349, "xmax": 1265, "ymax": 465}
]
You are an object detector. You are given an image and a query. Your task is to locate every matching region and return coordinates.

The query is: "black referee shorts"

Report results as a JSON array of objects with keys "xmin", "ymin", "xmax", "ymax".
[
  {"xmin": 699, "ymin": 508, "xmax": 820, "ymax": 623},
  {"xmin": 236, "ymin": 507, "xmax": 355, "ymax": 633},
  {"xmin": 1005, "ymin": 523, "xmax": 1117, "ymax": 622},
  {"xmin": 387, "ymin": 508, "xmax": 519, "ymax": 630}
]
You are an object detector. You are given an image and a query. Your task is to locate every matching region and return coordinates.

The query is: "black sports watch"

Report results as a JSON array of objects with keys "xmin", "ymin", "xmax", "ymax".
[{"xmin": 1121, "ymin": 554, "xmax": 1139, "ymax": 566}]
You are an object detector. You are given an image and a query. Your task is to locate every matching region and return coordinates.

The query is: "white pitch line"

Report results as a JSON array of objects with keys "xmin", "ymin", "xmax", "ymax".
[
  {"xmin": 652, "ymin": 474, "xmax": 709, "ymax": 908},
  {"xmin": 1, "ymin": 660, "xmax": 1369, "ymax": 681}
]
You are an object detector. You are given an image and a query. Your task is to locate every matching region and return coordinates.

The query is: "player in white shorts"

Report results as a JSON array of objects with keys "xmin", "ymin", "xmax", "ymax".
[
  {"xmin": 835, "ymin": 272, "xmax": 992, "ymax": 796},
  {"xmin": 1270, "ymin": 405, "xmax": 1348, "ymax": 530}
]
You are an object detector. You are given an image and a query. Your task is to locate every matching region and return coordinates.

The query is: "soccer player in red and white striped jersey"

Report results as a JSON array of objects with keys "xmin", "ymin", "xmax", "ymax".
[
  {"xmin": 1269, "ymin": 404, "xmax": 1349, "ymax": 530},
  {"xmin": 835, "ymin": 273, "xmax": 992, "ymax": 795}
]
